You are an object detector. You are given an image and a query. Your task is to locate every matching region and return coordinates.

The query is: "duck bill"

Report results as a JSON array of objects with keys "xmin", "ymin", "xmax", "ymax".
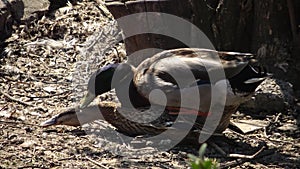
[
  {"xmin": 40, "ymin": 116, "xmax": 58, "ymax": 127},
  {"xmin": 80, "ymin": 91, "xmax": 96, "ymax": 108}
]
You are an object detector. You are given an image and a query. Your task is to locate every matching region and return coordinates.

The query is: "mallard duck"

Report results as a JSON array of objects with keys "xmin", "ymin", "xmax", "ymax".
[
  {"xmin": 40, "ymin": 100, "xmax": 239, "ymax": 135},
  {"xmin": 40, "ymin": 101, "xmax": 169, "ymax": 136},
  {"xmin": 80, "ymin": 48, "xmax": 267, "ymax": 115},
  {"xmin": 40, "ymin": 48, "xmax": 269, "ymax": 135}
]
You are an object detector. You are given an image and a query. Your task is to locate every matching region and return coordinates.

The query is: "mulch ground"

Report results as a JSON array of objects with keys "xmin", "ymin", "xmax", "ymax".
[{"xmin": 0, "ymin": 0, "xmax": 299, "ymax": 168}]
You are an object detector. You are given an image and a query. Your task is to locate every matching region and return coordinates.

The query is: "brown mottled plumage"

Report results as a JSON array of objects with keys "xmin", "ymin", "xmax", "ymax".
[
  {"xmin": 41, "ymin": 101, "xmax": 239, "ymax": 136},
  {"xmin": 41, "ymin": 102, "xmax": 168, "ymax": 136}
]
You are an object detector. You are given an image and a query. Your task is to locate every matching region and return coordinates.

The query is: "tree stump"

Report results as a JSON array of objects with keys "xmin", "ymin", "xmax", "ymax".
[
  {"xmin": 104, "ymin": 0, "xmax": 260, "ymax": 66},
  {"xmin": 105, "ymin": 0, "xmax": 195, "ymax": 66},
  {"xmin": 104, "ymin": 0, "xmax": 298, "ymax": 89}
]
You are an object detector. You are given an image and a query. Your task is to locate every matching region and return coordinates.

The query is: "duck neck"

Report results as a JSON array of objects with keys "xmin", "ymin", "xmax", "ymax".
[
  {"xmin": 73, "ymin": 102, "xmax": 117, "ymax": 126},
  {"xmin": 114, "ymin": 63, "xmax": 150, "ymax": 108},
  {"xmin": 129, "ymin": 80, "xmax": 151, "ymax": 108}
]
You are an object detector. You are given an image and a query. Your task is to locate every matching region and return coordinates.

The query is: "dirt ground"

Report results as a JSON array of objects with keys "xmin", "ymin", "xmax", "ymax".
[{"xmin": 0, "ymin": 0, "xmax": 299, "ymax": 168}]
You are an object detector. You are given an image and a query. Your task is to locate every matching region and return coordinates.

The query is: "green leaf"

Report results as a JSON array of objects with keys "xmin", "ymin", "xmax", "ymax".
[
  {"xmin": 198, "ymin": 143, "xmax": 207, "ymax": 159},
  {"xmin": 188, "ymin": 154, "xmax": 197, "ymax": 161},
  {"xmin": 188, "ymin": 143, "xmax": 219, "ymax": 169}
]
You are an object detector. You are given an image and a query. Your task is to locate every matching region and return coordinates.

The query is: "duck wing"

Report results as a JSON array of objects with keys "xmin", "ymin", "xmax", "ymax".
[{"xmin": 133, "ymin": 48, "xmax": 250, "ymax": 105}]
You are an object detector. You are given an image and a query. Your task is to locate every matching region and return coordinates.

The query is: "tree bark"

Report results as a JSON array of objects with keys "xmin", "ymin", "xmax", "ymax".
[{"xmin": 105, "ymin": 0, "xmax": 298, "ymax": 88}]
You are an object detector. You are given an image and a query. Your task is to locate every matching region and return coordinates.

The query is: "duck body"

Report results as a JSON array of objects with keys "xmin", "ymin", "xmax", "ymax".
[
  {"xmin": 81, "ymin": 48, "xmax": 266, "ymax": 113},
  {"xmin": 43, "ymin": 48, "xmax": 269, "ymax": 135}
]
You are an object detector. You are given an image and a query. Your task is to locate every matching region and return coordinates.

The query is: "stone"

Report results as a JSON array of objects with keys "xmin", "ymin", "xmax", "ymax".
[
  {"xmin": 22, "ymin": 0, "xmax": 49, "ymax": 21},
  {"xmin": 241, "ymin": 78, "xmax": 295, "ymax": 112}
]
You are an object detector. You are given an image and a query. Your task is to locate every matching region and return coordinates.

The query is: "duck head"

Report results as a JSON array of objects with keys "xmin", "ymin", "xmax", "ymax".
[
  {"xmin": 40, "ymin": 108, "xmax": 80, "ymax": 127},
  {"xmin": 41, "ymin": 102, "xmax": 119, "ymax": 127},
  {"xmin": 80, "ymin": 63, "xmax": 136, "ymax": 108},
  {"xmin": 229, "ymin": 65, "xmax": 270, "ymax": 94},
  {"xmin": 80, "ymin": 64, "xmax": 119, "ymax": 108}
]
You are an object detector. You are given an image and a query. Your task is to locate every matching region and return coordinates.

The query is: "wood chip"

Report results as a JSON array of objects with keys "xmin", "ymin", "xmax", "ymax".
[
  {"xmin": 277, "ymin": 124, "xmax": 298, "ymax": 131},
  {"xmin": 230, "ymin": 119, "xmax": 269, "ymax": 134}
]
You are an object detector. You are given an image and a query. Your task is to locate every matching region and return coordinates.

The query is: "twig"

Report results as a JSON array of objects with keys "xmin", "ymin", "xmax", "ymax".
[
  {"xmin": 274, "ymin": 113, "xmax": 281, "ymax": 123},
  {"xmin": 227, "ymin": 146, "xmax": 265, "ymax": 158},
  {"xmin": 263, "ymin": 127, "xmax": 268, "ymax": 138},
  {"xmin": 0, "ymin": 90, "xmax": 33, "ymax": 106},
  {"xmin": 209, "ymin": 141, "xmax": 265, "ymax": 159},
  {"xmin": 85, "ymin": 157, "xmax": 110, "ymax": 169},
  {"xmin": 18, "ymin": 165, "xmax": 41, "ymax": 169},
  {"xmin": 0, "ymin": 90, "xmax": 49, "ymax": 112},
  {"xmin": 220, "ymin": 149, "xmax": 275, "ymax": 169},
  {"xmin": 58, "ymin": 157, "xmax": 76, "ymax": 161},
  {"xmin": 220, "ymin": 159, "xmax": 244, "ymax": 169},
  {"xmin": 0, "ymin": 103, "xmax": 8, "ymax": 111}
]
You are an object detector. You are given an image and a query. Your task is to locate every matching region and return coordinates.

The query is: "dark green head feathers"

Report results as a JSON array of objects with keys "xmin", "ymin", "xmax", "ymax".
[{"xmin": 80, "ymin": 64, "xmax": 119, "ymax": 108}]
